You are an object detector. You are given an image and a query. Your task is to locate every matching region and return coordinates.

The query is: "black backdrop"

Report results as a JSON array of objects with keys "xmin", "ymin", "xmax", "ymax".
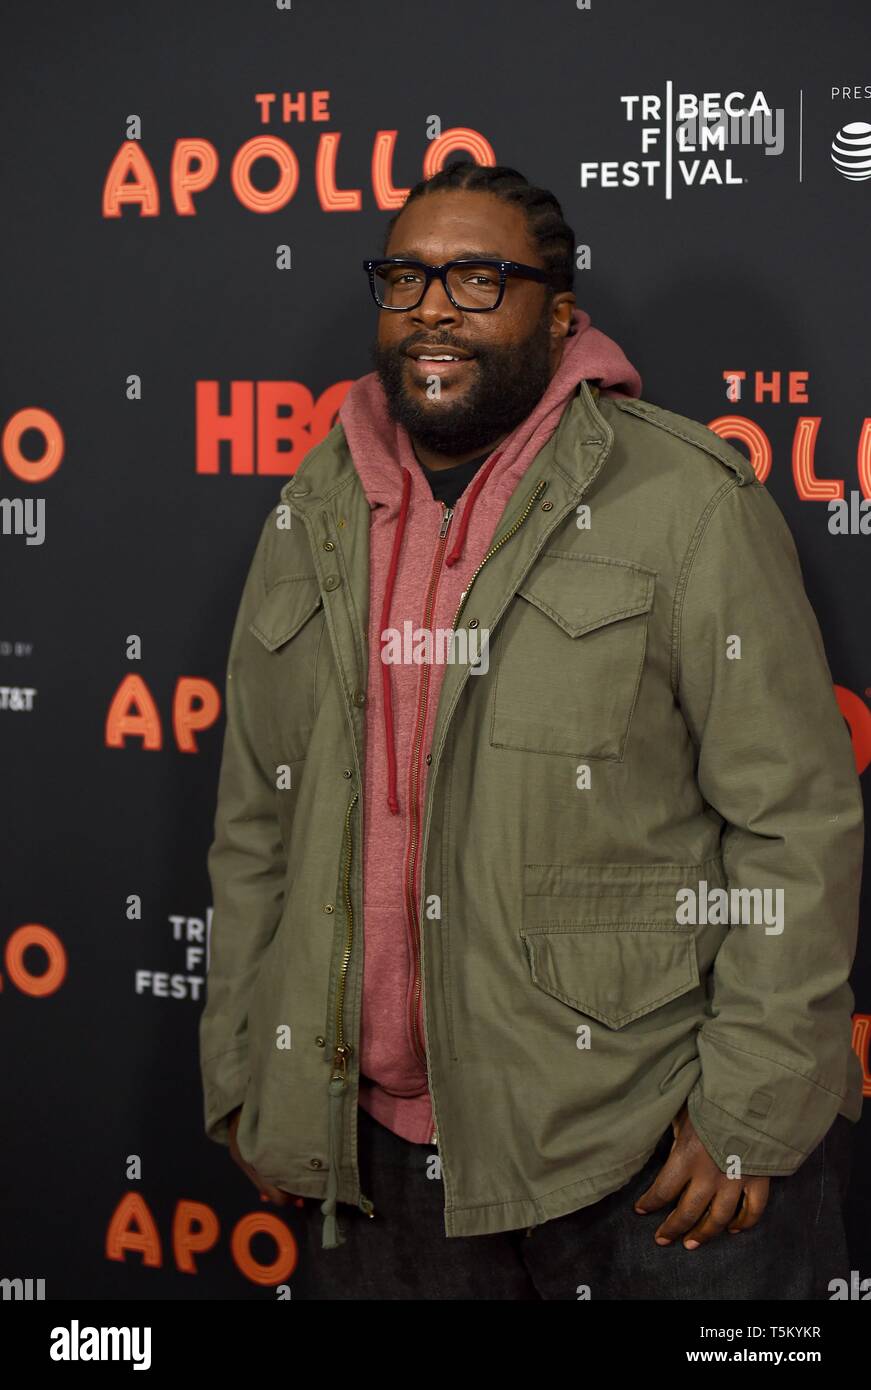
[{"xmin": 2, "ymin": 0, "xmax": 869, "ymax": 1299}]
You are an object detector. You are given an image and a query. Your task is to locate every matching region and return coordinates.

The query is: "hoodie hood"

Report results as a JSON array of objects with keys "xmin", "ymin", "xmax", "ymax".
[{"xmin": 338, "ymin": 306, "xmax": 642, "ymax": 510}]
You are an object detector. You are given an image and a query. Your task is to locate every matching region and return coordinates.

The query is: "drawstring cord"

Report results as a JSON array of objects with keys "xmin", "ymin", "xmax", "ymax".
[
  {"xmin": 381, "ymin": 468, "xmax": 412, "ymax": 815},
  {"xmin": 445, "ymin": 451, "xmax": 502, "ymax": 567}
]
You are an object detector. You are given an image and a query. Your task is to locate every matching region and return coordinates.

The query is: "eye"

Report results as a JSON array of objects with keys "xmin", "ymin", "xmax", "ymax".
[{"xmin": 387, "ymin": 268, "xmax": 423, "ymax": 285}]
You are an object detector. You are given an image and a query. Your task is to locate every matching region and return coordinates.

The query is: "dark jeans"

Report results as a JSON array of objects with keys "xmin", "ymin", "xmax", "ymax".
[{"xmin": 291, "ymin": 1105, "xmax": 854, "ymax": 1300}]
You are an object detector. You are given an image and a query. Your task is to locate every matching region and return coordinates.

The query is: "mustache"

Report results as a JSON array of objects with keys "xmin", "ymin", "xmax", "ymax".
[{"xmin": 399, "ymin": 339, "xmax": 478, "ymax": 356}]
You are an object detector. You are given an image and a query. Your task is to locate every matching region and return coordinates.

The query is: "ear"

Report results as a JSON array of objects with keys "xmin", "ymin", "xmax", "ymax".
[{"xmin": 550, "ymin": 292, "xmax": 576, "ymax": 337}]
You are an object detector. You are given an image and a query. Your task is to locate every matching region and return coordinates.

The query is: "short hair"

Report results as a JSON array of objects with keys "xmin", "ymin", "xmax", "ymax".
[{"xmin": 382, "ymin": 159, "xmax": 576, "ymax": 295}]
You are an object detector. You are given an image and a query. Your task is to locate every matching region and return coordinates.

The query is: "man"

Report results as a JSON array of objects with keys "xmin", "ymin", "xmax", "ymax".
[{"xmin": 199, "ymin": 160, "xmax": 864, "ymax": 1300}]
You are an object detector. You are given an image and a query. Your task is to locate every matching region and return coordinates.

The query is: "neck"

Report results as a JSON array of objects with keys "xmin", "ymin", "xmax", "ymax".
[{"xmin": 411, "ymin": 432, "xmax": 509, "ymax": 472}]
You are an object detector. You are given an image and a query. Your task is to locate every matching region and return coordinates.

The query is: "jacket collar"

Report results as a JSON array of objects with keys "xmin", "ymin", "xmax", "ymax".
[{"xmin": 280, "ymin": 379, "xmax": 615, "ymax": 516}]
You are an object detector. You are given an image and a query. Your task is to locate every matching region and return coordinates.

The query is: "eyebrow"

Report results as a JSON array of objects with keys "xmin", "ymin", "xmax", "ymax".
[{"xmin": 385, "ymin": 250, "xmax": 516, "ymax": 262}]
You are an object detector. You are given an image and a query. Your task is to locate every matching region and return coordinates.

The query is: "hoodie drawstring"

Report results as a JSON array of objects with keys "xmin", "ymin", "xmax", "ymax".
[
  {"xmin": 381, "ymin": 467, "xmax": 412, "ymax": 815},
  {"xmin": 445, "ymin": 450, "xmax": 502, "ymax": 567}
]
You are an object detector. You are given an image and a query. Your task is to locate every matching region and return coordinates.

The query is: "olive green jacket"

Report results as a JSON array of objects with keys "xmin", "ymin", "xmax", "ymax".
[{"xmin": 199, "ymin": 381, "xmax": 864, "ymax": 1247}]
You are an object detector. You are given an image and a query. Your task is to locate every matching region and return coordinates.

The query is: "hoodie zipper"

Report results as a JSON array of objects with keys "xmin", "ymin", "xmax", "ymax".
[
  {"xmin": 405, "ymin": 503, "xmax": 453, "ymax": 1066},
  {"xmin": 332, "ymin": 788, "xmax": 375, "ymax": 1218}
]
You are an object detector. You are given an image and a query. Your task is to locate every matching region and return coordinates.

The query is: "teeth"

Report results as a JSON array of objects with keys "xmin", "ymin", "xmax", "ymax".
[{"xmin": 418, "ymin": 354, "xmax": 460, "ymax": 361}]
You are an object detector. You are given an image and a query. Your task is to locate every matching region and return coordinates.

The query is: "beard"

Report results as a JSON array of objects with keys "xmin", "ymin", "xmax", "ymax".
[{"xmin": 370, "ymin": 302, "xmax": 555, "ymax": 456}]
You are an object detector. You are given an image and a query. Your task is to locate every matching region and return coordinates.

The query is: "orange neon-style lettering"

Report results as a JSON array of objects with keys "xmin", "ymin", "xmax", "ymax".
[
  {"xmin": 706, "ymin": 414, "xmax": 772, "ymax": 485},
  {"xmin": 103, "ymin": 142, "xmax": 160, "ymax": 217},
  {"xmin": 231, "ymin": 137, "xmax": 299, "ymax": 213},
  {"xmin": 316, "ymin": 133, "xmax": 362, "ymax": 211},
  {"xmin": 106, "ymin": 675, "xmax": 163, "ymax": 750},
  {"xmin": 422, "ymin": 127, "xmax": 497, "ymax": 179},
  {"xmin": 173, "ymin": 677, "xmax": 221, "ymax": 753},
  {"xmin": 230, "ymin": 1212, "xmax": 298, "ymax": 1286},
  {"xmin": 173, "ymin": 1200, "xmax": 221, "ymax": 1273},
  {"xmin": 2, "ymin": 408, "xmax": 65, "ymax": 482},
  {"xmin": 171, "ymin": 139, "xmax": 220, "ymax": 214},
  {"xmin": 3, "ymin": 924, "xmax": 67, "ymax": 996},
  {"xmin": 106, "ymin": 1194, "xmax": 163, "ymax": 1267}
]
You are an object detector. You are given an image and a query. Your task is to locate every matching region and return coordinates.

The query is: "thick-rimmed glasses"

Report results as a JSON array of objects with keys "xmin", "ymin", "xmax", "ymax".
[{"xmin": 363, "ymin": 257, "xmax": 552, "ymax": 312}]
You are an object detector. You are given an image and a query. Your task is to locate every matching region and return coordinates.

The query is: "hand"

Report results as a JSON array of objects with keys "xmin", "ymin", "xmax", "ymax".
[
  {"xmin": 227, "ymin": 1107, "xmax": 306, "ymax": 1208},
  {"xmin": 633, "ymin": 1103, "xmax": 770, "ymax": 1249}
]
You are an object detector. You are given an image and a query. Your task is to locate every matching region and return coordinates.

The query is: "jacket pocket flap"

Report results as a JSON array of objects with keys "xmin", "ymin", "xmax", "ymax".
[
  {"xmin": 520, "ymin": 925, "xmax": 700, "ymax": 1029},
  {"xmin": 523, "ymin": 857, "xmax": 728, "ymax": 924},
  {"xmin": 249, "ymin": 577, "xmax": 323, "ymax": 651},
  {"xmin": 517, "ymin": 554, "xmax": 655, "ymax": 638}
]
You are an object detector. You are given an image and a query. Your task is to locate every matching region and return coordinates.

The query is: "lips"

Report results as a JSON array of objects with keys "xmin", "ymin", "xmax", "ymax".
[
  {"xmin": 406, "ymin": 355, "xmax": 474, "ymax": 379},
  {"xmin": 405, "ymin": 345, "xmax": 474, "ymax": 361}
]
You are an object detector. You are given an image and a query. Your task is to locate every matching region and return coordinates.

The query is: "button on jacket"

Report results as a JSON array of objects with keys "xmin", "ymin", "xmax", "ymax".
[{"xmin": 199, "ymin": 324, "xmax": 864, "ymax": 1252}]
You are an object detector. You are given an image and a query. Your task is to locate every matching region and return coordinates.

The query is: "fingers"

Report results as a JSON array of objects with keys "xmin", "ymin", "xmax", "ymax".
[
  {"xmin": 727, "ymin": 1179, "xmax": 770, "ymax": 1233},
  {"xmin": 636, "ymin": 1173, "xmax": 771, "ymax": 1249},
  {"xmin": 634, "ymin": 1151, "xmax": 689, "ymax": 1215},
  {"xmin": 680, "ymin": 1177, "xmax": 770, "ymax": 1247},
  {"xmin": 678, "ymin": 1186, "xmax": 742, "ymax": 1248},
  {"xmin": 651, "ymin": 1177, "xmax": 735, "ymax": 1245}
]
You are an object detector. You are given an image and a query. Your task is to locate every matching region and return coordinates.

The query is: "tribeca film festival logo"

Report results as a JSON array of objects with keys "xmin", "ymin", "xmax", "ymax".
[
  {"xmin": 580, "ymin": 86, "xmax": 783, "ymax": 198},
  {"xmin": 134, "ymin": 907, "xmax": 211, "ymax": 1002},
  {"xmin": 381, "ymin": 622, "xmax": 490, "ymax": 673}
]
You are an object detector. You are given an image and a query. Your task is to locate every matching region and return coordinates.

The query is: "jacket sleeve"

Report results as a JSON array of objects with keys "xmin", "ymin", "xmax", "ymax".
[
  {"xmin": 199, "ymin": 511, "xmax": 286, "ymax": 1146},
  {"xmin": 675, "ymin": 476, "xmax": 865, "ymax": 1175}
]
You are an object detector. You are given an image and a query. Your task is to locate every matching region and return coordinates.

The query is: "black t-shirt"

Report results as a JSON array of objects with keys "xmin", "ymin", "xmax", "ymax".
[{"xmin": 418, "ymin": 450, "xmax": 492, "ymax": 509}]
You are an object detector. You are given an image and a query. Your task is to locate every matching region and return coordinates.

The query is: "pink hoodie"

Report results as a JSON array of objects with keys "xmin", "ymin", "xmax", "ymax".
[{"xmin": 337, "ymin": 308, "xmax": 642, "ymax": 1144}]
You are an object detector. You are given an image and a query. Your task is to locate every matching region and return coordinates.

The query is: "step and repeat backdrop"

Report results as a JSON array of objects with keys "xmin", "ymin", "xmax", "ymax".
[{"xmin": 2, "ymin": 0, "xmax": 869, "ymax": 1299}]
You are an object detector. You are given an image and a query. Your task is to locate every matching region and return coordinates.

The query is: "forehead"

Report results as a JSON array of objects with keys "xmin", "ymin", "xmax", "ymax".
[{"xmin": 385, "ymin": 189, "xmax": 539, "ymax": 264}]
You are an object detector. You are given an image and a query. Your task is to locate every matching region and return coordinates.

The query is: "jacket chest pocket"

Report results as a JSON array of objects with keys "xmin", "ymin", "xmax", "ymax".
[
  {"xmin": 490, "ymin": 553, "xmax": 655, "ymax": 760},
  {"xmin": 520, "ymin": 860, "xmax": 719, "ymax": 1029},
  {"xmin": 248, "ymin": 576, "xmax": 325, "ymax": 763}
]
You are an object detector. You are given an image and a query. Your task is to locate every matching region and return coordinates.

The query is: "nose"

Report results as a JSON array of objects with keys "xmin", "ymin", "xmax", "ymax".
[{"xmin": 410, "ymin": 272, "xmax": 464, "ymax": 330}]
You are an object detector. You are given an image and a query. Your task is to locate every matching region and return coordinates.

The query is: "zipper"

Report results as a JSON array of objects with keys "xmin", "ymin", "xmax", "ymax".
[
  {"xmin": 332, "ymin": 788, "xmax": 375, "ymax": 1219},
  {"xmin": 405, "ymin": 503, "xmax": 454, "ymax": 1066},
  {"xmin": 451, "ymin": 479, "xmax": 548, "ymax": 631},
  {"xmin": 406, "ymin": 485, "xmax": 547, "ymax": 1062}
]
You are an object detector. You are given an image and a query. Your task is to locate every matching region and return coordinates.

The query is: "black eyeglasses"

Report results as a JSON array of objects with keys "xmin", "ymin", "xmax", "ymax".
[{"xmin": 363, "ymin": 257, "xmax": 552, "ymax": 312}]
